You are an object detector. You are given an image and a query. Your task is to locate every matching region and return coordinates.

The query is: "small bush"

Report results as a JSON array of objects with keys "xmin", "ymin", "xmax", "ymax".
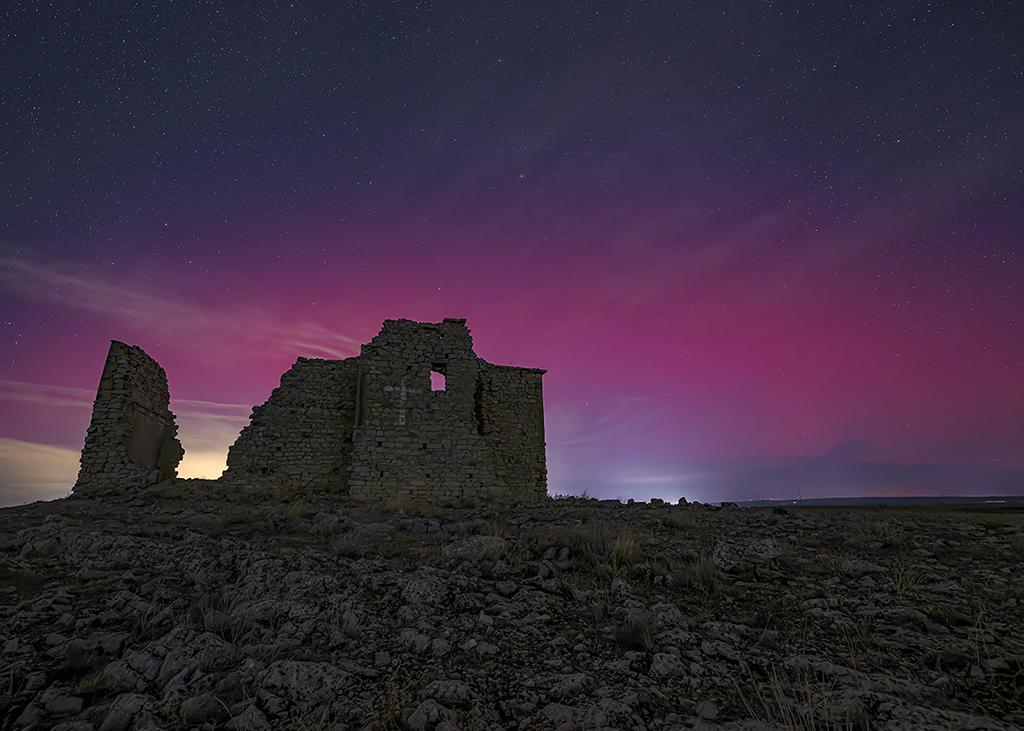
[
  {"xmin": 672, "ymin": 556, "xmax": 719, "ymax": 592},
  {"xmin": 663, "ymin": 510, "xmax": 699, "ymax": 531},
  {"xmin": 616, "ymin": 609, "xmax": 656, "ymax": 652},
  {"xmin": 570, "ymin": 521, "xmax": 644, "ymax": 581},
  {"xmin": 610, "ymin": 533, "xmax": 641, "ymax": 570},
  {"xmin": 206, "ymin": 508, "xmax": 257, "ymax": 536},
  {"xmin": 284, "ymin": 499, "xmax": 312, "ymax": 521},
  {"xmin": 890, "ymin": 559, "xmax": 925, "ymax": 596}
]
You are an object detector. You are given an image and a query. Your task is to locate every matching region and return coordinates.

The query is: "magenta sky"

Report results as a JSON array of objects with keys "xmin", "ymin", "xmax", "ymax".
[{"xmin": 2, "ymin": 2, "xmax": 1022, "ymax": 505}]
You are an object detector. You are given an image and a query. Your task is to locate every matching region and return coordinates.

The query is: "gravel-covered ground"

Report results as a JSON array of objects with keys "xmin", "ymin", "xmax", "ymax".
[{"xmin": 1, "ymin": 482, "xmax": 1022, "ymax": 730}]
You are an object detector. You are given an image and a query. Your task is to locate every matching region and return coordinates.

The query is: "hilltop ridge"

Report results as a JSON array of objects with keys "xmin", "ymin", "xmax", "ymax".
[{"xmin": 2, "ymin": 487, "xmax": 1022, "ymax": 730}]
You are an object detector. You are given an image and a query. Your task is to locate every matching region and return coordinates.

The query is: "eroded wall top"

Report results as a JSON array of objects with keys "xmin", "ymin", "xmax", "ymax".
[
  {"xmin": 74, "ymin": 319, "xmax": 546, "ymax": 504},
  {"xmin": 74, "ymin": 341, "xmax": 183, "ymax": 496},
  {"xmin": 222, "ymin": 318, "xmax": 547, "ymax": 503}
]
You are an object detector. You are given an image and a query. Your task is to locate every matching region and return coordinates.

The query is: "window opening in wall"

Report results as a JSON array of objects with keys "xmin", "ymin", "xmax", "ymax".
[{"xmin": 430, "ymin": 366, "xmax": 446, "ymax": 391}]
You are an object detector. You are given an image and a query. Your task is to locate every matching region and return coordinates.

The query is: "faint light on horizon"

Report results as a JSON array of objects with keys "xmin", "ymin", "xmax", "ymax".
[
  {"xmin": 176, "ymin": 451, "xmax": 229, "ymax": 480},
  {"xmin": 0, "ymin": 438, "xmax": 78, "ymax": 506},
  {"xmin": 613, "ymin": 470, "xmax": 708, "ymax": 503}
]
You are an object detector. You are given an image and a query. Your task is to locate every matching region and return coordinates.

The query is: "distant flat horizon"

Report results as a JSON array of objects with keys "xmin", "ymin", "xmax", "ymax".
[{"xmin": 735, "ymin": 495, "xmax": 1024, "ymax": 508}]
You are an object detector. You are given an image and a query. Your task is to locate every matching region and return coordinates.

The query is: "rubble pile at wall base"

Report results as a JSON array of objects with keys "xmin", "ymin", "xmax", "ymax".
[{"xmin": 2, "ymin": 489, "xmax": 1021, "ymax": 731}]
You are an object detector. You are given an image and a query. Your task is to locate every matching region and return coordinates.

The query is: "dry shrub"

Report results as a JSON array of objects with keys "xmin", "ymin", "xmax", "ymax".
[
  {"xmin": 333, "ymin": 533, "xmax": 368, "ymax": 559},
  {"xmin": 672, "ymin": 555, "xmax": 719, "ymax": 592},
  {"xmin": 533, "ymin": 524, "xmax": 574, "ymax": 556},
  {"xmin": 890, "ymin": 558, "xmax": 925, "ymax": 596},
  {"xmin": 663, "ymin": 509, "xmax": 699, "ymax": 532},
  {"xmin": 848, "ymin": 511, "xmax": 915, "ymax": 551},
  {"xmin": 571, "ymin": 521, "xmax": 644, "ymax": 581},
  {"xmin": 611, "ymin": 532, "xmax": 641, "ymax": 570},
  {"xmin": 807, "ymin": 552, "xmax": 851, "ymax": 579},
  {"xmin": 372, "ymin": 666, "xmax": 417, "ymax": 730},
  {"xmin": 616, "ymin": 608, "xmax": 656, "ymax": 652},
  {"xmin": 205, "ymin": 508, "xmax": 257, "ymax": 536},
  {"xmin": 284, "ymin": 499, "xmax": 312, "ymax": 521},
  {"xmin": 734, "ymin": 666, "xmax": 863, "ymax": 731},
  {"xmin": 377, "ymin": 530, "xmax": 432, "ymax": 561},
  {"xmin": 482, "ymin": 518, "xmax": 518, "ymax": 542}
]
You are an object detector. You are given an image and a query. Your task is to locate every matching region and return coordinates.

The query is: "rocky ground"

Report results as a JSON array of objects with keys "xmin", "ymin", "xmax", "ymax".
[{"xmin": 1, "ymin": 482, "xmax": 1022, "ymax": 731}]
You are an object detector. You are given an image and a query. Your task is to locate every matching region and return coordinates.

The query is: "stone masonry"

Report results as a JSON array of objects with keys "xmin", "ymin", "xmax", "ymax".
[
  {"xmin": 223, "ymin": 318, "xmax": 547, "ymax": 503},
  {"xmin": 74, "ymin": 320, "xmax": 547, "ymax": 503},
  {"xmin": 74, "ymin": 340, "xmax": 184, "ymax": 496},
  {"xmin": 221, "ymin": 358, "xmax": 360, "ymax": 493}
]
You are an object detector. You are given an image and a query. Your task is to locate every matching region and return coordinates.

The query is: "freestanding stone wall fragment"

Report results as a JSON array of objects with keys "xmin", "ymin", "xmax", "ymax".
[
  {"xmin": 224, "ymin": 357, "xmax": 359, "ymax": 492},
  {"xmin": 223, "ymin": 318, "xmax": 547, "ymax": 503},
  {"xmin": 74, "ymin": 341, "xmax": 184, "ymax": 496}
]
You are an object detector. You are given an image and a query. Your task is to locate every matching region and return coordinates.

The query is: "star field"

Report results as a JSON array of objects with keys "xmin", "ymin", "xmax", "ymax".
[{"xmin": 2, "ymin": 1, "xmax": 1022, "ymax": 504}]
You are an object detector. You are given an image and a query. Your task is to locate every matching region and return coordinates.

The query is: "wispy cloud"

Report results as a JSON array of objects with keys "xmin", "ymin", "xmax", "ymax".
[
  {"xmin": 617, "ymin": 472, "xmax": 708, "ymax": 486},
  {"xmin": 272, "ymin": 322, "xmax": 363, "ymax": 359},
  {"xmin": 0, "ymin": 376, "xmax": 252, "ymax": 486},
  {"xmin": 0, "ymin": 379, "xmax": 94, "ymax": 408},
  {"xmin": 0, "ymin": 438, "xmax": 78, "ymax": 506},
  {"xmin": 172, "ymin": 398, "xmax": 253, "ymax": 414},
  {"xmin": 0, "ymin": 251, "xmax": 363, "ymax": 359}
]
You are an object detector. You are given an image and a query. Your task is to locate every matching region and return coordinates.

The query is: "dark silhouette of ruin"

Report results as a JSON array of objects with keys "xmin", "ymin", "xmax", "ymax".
[{"xmin": 74, "ymin": 318, "xmax": 547, "ymax": 503}]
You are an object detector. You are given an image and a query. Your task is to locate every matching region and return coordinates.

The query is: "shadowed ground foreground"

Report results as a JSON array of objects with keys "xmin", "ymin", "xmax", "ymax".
[{"xmin": 1, "ymin": 484, "xmax": 1022, "ymax": 730}]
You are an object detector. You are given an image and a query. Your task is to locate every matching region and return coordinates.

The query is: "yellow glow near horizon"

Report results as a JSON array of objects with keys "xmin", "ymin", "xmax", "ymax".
[
  {"xmin": 0, "ymin": 438, "xmax": 78, "ymax": 505},
  {"xmin": 175, "ymin": 450, "xmax": 228, "ymax": 480}
]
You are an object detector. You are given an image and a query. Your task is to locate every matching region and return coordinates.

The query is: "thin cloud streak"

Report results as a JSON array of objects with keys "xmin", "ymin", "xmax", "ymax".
[
  {"xmin": 172, "ymin": 398, "xmax": 254, "ymax": 414},
  {"xmin": 0, "ymin": 438, "xmax": 78, "ymax": 505},
  {"xmin": 0, "ymin": 379, "xmax": 94, "ymax": 408},
  {"xmin": 0, "ymin": 252, "xmax": 363, "ymax": 360}
]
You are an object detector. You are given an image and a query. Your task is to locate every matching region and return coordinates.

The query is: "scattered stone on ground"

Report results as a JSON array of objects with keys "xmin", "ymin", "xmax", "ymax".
[{"xmin": 1, "ymin": 486, "xmax": 1022, "ymax": 730}]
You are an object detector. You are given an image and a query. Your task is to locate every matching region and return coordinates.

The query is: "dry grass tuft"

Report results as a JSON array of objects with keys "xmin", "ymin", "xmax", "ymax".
[
  {"xmin": 616, "ymin": 608, "xmax": 656, "ymax": 652},
  {"xmin": 569, "ymin": 520, "xmax": 645, "ymax": 582},
  {"xmin": 284, "ymin": 499, "xmax": 313, "ymax": 521},
  {"xmin": 672, "ymin": 555, "xmax": 720, "ymax": 594}
]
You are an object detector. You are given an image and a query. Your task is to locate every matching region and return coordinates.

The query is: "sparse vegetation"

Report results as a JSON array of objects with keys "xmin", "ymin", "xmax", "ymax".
[
  {"xmin": 616, "ymin": 608, "xmax": 657, "ymax": 652},
  {"xmin": 0, "ymin": 494, "xmax": 1021, "ymax": 729}
]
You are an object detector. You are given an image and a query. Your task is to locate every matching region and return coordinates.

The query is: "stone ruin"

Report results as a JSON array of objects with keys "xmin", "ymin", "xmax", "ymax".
[
  {"xmin": 74, "ymin": 340, "xmax": 184, "ymax": 496},
  {"xmin": 74, "ymin": 318, "xmax": 548, "ymax": 503}
]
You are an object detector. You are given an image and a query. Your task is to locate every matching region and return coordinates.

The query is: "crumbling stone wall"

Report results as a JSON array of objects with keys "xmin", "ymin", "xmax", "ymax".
[
  {"xmin": 346, "ymin": 319, "xmax": 546, "ymax": 503},
  {"xmin": 74, "ymin": 341, "xmax": 183, "ymax": 496},
  {"xmin": 477, "ymin": 364, "xmax": 547, "ymax": 495},
  {"xmin": 222, "ymin": 357, "xmax": 358, "ymax": 492},
  {"xmin": 223, "ymin": 318, "xmax": 547, "ymax": 503},
  {"xmin": 75, "ymin": 320, "xmax": 546, "ymax": 503}
]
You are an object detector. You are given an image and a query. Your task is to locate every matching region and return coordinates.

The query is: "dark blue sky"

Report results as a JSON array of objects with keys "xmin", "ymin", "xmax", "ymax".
[{"xmin": 2, "ymin": 1, "xmax": 1022, "ymax": 504}]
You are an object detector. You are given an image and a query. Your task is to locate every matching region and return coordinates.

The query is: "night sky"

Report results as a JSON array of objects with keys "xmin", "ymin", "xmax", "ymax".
[{"xmin": 2, "ymin": 2, "xmax": 1022, "ymax": 505}]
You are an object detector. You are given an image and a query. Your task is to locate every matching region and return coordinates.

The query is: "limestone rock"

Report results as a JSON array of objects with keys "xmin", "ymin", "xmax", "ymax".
[
  {"xmin": 2, "ymin": 490, "xmax": 1022, "ymax": 731},
  {"xmin": 225, "ymin": 705, "xmax": 270, "ymax": 731},
  {"xmin": 406, "ymin": 699, "xmax": 450, "ymax": 731},
  {"xmin": 99, "ymin": 693, "xmax": 147, "ymax": 731}
]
